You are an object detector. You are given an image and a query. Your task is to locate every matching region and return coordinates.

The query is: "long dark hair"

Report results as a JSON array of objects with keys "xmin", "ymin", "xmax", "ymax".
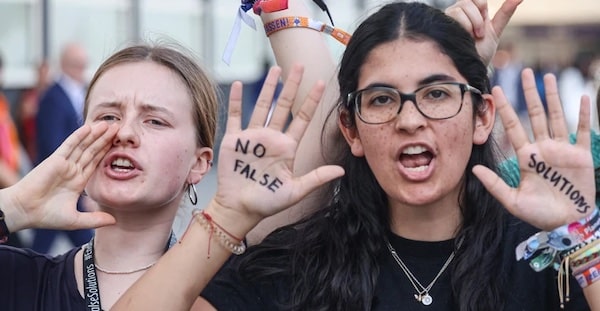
[{"xmin": 239, "ymin": 2, "xmax": 507, "ymax": 310}]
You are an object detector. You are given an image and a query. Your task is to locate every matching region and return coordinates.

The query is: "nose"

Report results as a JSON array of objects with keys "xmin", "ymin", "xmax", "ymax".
[
  {"xmin": 112, "ymin": 118, "xmax": 140, "ymax": 147},
  {"xmin": 394, "ymin": 99, "xmax": 427, "ymax": 133}
]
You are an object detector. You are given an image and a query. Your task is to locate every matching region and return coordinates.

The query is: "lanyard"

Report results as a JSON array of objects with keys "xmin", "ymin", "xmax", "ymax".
[{"xmin": 82, "ymin": 232, "xmax": 176, "ymax": 311}]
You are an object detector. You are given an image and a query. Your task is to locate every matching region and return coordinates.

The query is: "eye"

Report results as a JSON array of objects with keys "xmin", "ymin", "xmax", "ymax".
[
  {"xmin": 146, "ymin": 118, "xmax": 167, "ymax": 126},
  {"xmin": 364, "ymin": 88, "xmax": 398, "ymax": 107},
  {"xmin": 370, "ymin": 95, "xmax": 394, "ymax": 106},
  {"xmin": 424, "ymin": 89, "xmax": 450, "ymax": 100},
  {"xmin": 98, "ymin": 114, "xmax": 119, "ymax": 122}
]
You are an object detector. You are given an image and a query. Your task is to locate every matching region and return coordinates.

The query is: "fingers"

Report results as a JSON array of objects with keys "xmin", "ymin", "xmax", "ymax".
[
  {"xmin": 57, "ymin": 123, "xmax": 94, "ymax": 160},
  {"xmin": 59, "ymin": 122, "xmax": 118, "ymax": 174},
  {"xmin": 79, "ymin": 123, "xmax": 119, "ymax": 174},
  {"xmin": 286, "ymin": 80, "xmax": 325, "ymax": 144},
  {"xmin": 575, "ymin": 95, "xmax": 592, "ymax": 150},
  {"xmin": 490, "ymin": 0, "xmax": 523, "ymax": 38},
  {"xmin": 492, "ymin": 85, "xmax": 529, "ymax": 151},
  {"xmin": 543, "ymin": 73, "xmax": 569, "ymax": 141},
  {"xmin": 227, "ymin": 81, "xmax": 244, "ymax": 134},
  {"xmin": 268, "ymin": 64, "xmax": 304, "ymax": 130},
  {"xmin": 249, "ymin": 66, "xmax": 282, "ymax": 128},
  {"xmin": 446, "ymin": 0, "xmax": 486, "ymax": 38},
  {"xmin": 521, "ymin": 68, "xmax": 550, "ymax": 141}
]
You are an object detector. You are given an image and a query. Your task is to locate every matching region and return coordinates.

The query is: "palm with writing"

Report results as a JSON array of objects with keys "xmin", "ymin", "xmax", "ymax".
[
  {"xmin": 214, "ymin": 65, "xmax": 344, "ymax": 227},
  {"xmin": 474, "ymin": 68, "xmax": 595, "ymax": 231}
]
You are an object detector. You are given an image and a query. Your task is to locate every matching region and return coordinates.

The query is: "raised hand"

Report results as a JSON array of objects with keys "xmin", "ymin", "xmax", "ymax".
[
  {"xmin": 446, "ymin": 0, "xmax": 523, "ymax": 65},
  {"xmin": 212, "ymin": 65, "xmax": 344, "ymax": 227},
  {"xmin": 474, "ymin": 68, "xmax": 595, "ymax": 230},
  {"xmin": 2, "ymin": 122, "xmax": 118, "ymax": 232}
]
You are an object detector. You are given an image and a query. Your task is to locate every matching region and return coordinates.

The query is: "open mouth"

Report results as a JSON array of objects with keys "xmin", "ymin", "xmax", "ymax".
[
  {"xmin": 399, "ymin": 145, "xmax": 433, "ymax": 172},
  {"xmin": 111, "ymin": 157, "xmax": 135, "ymax": 172}
]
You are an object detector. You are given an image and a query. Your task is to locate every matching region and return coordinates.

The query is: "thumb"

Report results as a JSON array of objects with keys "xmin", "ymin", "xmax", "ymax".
[
  {"xmin": 472, "ymin": 164, "xmax": 517, "ymax": 212},
  {"xmin": 291, "ymin": 165, "xmax": 345, "ymax": 203},
  {"xmin": 69, "ymin": 212, "xmax": 117, "ymax": 230}
]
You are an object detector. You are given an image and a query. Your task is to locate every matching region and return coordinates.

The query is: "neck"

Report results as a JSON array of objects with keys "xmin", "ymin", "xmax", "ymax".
[
  {"xmin": 389, "ymin": 199, "xmax": 461, "ymax": 241},
  {"xmin": 91, "ymin": 209, "xmax": 176, "ymax": 271}
]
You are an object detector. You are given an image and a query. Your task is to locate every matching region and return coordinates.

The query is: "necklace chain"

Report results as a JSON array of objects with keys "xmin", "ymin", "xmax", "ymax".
[
  {"xmin": 386, "ymin": 240, "xmax": 458, "ymax": 306},
  {"xmin": 94, "ymin": 261, "xmax": 156, "ymax": 275}
]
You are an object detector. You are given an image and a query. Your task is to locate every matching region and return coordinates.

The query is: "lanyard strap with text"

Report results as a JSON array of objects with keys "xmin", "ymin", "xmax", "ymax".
[{"xmin": 82, "ymin": 232, "xmax": 177, "ymax": 311}]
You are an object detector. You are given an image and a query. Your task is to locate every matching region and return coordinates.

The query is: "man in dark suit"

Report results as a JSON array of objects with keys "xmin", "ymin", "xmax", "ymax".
[{"xmin": 31, "ymin": 43, "xmax": 92, "ymax": 253}]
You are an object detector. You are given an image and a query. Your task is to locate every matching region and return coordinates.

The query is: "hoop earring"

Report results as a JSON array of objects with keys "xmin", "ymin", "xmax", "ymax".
[{"xmin": 187, "ymin": 183, "xmax": 198, "ymax": 205}]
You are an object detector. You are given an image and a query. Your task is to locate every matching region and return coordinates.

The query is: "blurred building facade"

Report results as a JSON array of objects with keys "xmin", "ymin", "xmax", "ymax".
[
  {"xmin": 1, "ymin": 0, "xmax": 599, "ymax": 126},
  {"xmin": 1, "ymin": 0, "xmax": 598, "ymax": 85}
]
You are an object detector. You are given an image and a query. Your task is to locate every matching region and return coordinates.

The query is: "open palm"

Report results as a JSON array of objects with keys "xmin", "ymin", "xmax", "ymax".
[
  {"xmin": 474, "ymin": 69, "xmax": 595, "ymax": 230},
  {"xmin": 214, "ymin": 66, "xmax": 344, "ymax": 224}
]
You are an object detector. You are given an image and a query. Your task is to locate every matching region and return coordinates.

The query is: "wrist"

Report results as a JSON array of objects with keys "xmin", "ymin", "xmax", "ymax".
[
  {"xmin": 203, "ymin": 199, "xmax": 262, "ymax": 239},
  {"xmin": 258, "ymin": 0, "xmax": 307, "ymax": 21},
  {"xmin": 0, "ymin": 186, "xmax": 29, "ymax": 234}
]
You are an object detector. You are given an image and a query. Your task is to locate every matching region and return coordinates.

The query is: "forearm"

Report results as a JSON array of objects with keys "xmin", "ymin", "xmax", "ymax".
[
  {"xmin": 112, "ymin": 200, "xmax": 259, "ymax": 311},
  {"xmin": 247, "ymin": 1, "xmax": 343, "ymax": 244},
  {"xmin": 584, "ymin": 281, "xmax": 600, "ymax": 310},
  {"xmin": 259, "ymin": 0, "xmax": 338, "ymax": 116}
]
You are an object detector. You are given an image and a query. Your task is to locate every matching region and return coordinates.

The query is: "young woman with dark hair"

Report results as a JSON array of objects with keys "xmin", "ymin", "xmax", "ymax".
[{"xmin": 109, "ymin": 2, "xmax": 598, "ymax": 310}]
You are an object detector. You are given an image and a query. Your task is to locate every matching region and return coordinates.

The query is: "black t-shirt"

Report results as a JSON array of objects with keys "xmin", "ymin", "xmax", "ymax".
[
  {"xmin": 202, "ymin": 217, "xmax": 591, "ymax": 310},
  {"xmin": 0, "ymin": 246, "xmax": 87, "ymax": 310}
]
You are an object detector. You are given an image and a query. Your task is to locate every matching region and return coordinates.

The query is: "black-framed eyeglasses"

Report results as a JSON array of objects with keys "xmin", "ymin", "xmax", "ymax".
[{"xmin": 347, "ymin": 82, "xmax": 482, "ymax": 124}]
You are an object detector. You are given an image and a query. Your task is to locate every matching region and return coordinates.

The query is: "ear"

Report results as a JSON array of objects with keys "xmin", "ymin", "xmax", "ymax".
[
  {"xmin": 473, "ymin": 94, "xmax": 496, "ymax": 145},
  {"xmin": 338, "ymin": 112, "xmax": 365, "ymax": 157},
  {"xmin": 187, "ymin": 146, "xmax": 213, "ymax": 184}
]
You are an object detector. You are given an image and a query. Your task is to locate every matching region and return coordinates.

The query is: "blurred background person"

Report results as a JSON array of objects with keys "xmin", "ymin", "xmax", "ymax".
[
  {"xmin": 31, "ymin": 42, "xmax": 92, "ymax": 254},
  {"xmin": 16, "ymin": 60, "xmax": 50, "ymax": 163},
  {"xmin": 559, "ymin": 50, "xmax": 599, "ymax": 133},
  {"xmin": 491, "ymin": 42, "xmax": 526, "ymax": 116}
]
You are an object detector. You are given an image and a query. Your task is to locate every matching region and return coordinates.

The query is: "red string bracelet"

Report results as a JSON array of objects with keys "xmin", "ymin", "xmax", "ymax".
[{"xmin": 192, "ymin": 209, "xmax": 246, "ymax": 258}]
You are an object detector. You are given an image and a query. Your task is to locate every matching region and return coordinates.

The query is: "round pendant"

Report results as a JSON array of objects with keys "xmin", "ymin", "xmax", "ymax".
[{"xmin": 421, "ymin": 294, "xmax": 433, "ymax": 306}]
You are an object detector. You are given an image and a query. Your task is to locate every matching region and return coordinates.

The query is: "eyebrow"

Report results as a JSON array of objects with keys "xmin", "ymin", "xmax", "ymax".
[
  {"xmin": 93, "ymin": 101, "xmax": 176, "ymax": 119},
  {"xmin": 363, "ymin": 74, "xmax": 458, "ymax": 90}
]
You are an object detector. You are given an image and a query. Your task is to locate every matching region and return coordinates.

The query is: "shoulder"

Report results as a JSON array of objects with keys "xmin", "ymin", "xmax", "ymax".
[
  {"xmin": 0, "ymin": 246, "xmax": 83, "ymax": 309},
  {"xmin": 40, "ymin": 83, "xmax": 67, "ymax": 102},
  {"xmin": 0, "ymin": 246, "xmax": 78, "ymax": 270}
]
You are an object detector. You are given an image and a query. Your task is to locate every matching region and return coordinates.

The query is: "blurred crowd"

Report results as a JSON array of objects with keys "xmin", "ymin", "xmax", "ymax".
[{"xmin": 491, "ymin": 42, "xmax": 599, "ymax": 154}]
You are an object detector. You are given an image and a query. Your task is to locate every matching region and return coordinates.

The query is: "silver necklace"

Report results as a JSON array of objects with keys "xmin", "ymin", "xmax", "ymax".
[
  {"xmin": 94, "ymin": 262, "xmax": 156, "ymax": 275},
  {"xmin": 386, "ymin": 241, "xmax": 456, "ymax": 306}
]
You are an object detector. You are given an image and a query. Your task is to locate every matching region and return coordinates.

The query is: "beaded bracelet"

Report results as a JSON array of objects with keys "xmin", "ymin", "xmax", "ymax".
[
  {"xmin": 263, "ymin": 16, "xmax": 351, "ymax": 46},
  {"xmin": 192, "ymin": 209, "xmax": 246, "ymax": 258},
  {"xmin": 0, "ymin": 208, "xmax": 9, "ymax": 243}
]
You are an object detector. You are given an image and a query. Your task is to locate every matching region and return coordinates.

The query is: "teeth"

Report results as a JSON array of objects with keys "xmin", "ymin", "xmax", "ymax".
[
  {"xmin": 112, "ymin": 158, "xmax": 133, "ymax": 168},
  {"xmin": 405, "ymin": 165, "xmax": 428, "ymax": 172},
  {"xmin": 402, "ymin": 146, "xmax": 427, "ymax": 155}
]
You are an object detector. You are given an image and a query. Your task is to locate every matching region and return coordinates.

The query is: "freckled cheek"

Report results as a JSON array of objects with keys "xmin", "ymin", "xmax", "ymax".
[
  {"xmin": 438, "ymin": 126, "xmax": 473, "ymax": 164},
  {"xmin": 362, "ymin": 128, "xmax": 394, "ymax": 159}
]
